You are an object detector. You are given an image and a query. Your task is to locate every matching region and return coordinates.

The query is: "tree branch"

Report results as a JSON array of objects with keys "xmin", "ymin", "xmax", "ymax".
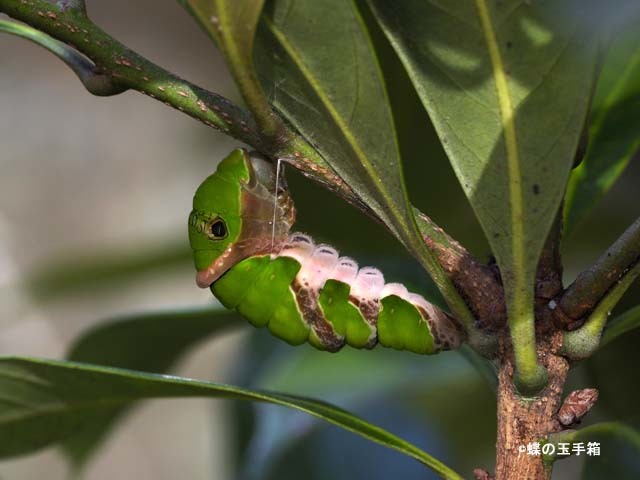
[
  {"xmin": 416, "ymin": 210, "xmax": 505, "ymax": 332},
  {"xmin": 0, "ymin": 0, "xmax": 263, "ymax": 144},
  {"xmin": 0, "ymin": 18, "xmax": 124, "ymax": 95},
  {"xmin": 558, "ymin": 217, "xmax": 640, "ymax": 325},
  {"xmin": 0, "ymin": 0, "xmax": 502, "ymax": 347},
  {"xmin": 562, "ymin": 261, "xmax": 640, "ymax": 360}
]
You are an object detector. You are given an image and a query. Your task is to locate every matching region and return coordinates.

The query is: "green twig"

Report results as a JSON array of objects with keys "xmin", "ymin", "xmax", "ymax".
[
  {"xmin": 510, "ymin": 307, "xmax": 548, "ymax": 395},
  {"xmin": 562, "ymin": 262, "xmax": 640, "ymax": 360},
  {"xmin": 0, "ymin": 19, "xmax": 124, "ymax": 95},
  {"xmin": 0, "ymin": 0, "xmax": 495, "ymax": 350},
  {"xmin": 0, "ymin": 0, "xmax": 262, "ymax": 145}
]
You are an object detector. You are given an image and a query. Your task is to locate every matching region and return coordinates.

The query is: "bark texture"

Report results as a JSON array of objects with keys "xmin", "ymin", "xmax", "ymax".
[{"xmin": 495, "ymin": 332, "xmax": 568, "ymax": 480}]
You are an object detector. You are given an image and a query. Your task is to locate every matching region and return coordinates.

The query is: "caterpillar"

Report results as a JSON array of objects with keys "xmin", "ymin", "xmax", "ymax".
[{"xmin": 188, "ymin": 149, "xmax": 463, "ymax": 354}]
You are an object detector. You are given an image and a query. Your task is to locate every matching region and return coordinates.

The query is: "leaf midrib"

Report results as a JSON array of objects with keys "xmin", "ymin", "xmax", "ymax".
[
  {"xmin": 474, "ymin": 0, "xmax": 524, "ymax": 274},
  {"xmin": 262, "ymin": 15, "xmax": 409, "ymax": 236}
]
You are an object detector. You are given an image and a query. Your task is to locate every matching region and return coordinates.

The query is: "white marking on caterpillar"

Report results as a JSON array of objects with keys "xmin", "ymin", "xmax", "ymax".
[
  {"xmin": 278, "ymin": 233, "xmax": 438, "ymax": 313},
  {"xmin": 278, "ymin": 233, "xmax": 455, "ymax": 349},
  {"xmin": 380, "ymin": 282, "xmax": 409, "ymax": 299},
  {"xmin": 279, "ymin": 234, "xmax": 315, "ymax": 262},
  {"xmin": 351, "ymin": 267, "xmax": 385, "ymax": 300},
  {"xmin": 297, "ymin": 244, "xmax": 339, "ymax": 290},
  {"xmin": 329, "ymin": 257, "xmax": 359, "ymax": 283}
]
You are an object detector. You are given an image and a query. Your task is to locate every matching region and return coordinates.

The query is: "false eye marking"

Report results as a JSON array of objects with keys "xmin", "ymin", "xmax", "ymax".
[
  {"xmin": 210, "ymin": 219, "xmax": 227, "ymax": 239},
  {"xmin": 190, "ymin": 209, "xmax": 227, "ymax": 240}
]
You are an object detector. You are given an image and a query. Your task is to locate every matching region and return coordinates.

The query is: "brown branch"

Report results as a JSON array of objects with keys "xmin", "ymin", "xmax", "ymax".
[
  {"xmin": 0, "ymin": 0, "xmax": 502, "ymax": 344},
  {"xmin": 558, "ymin": 217, "xmax": 640, "ymax": 325},
  {"xmin": 416, "ymin": 211, "xmax": 505, "ymax": 331}
]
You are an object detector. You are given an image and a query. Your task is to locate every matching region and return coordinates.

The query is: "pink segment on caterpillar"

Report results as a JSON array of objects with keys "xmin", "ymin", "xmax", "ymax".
[{"xmin": 278, "ymin": 233, "xmax": 432, "ymax": 308}]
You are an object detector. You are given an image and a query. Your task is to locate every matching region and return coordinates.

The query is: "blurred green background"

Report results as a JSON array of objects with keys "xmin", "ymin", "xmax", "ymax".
[{"xmin": 1, "ymin": 1, "xmax": 639, "ymax": 479}]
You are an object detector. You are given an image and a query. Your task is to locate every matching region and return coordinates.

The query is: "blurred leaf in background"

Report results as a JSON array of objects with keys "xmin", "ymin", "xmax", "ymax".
[
  {"xmin": 564, "ymin": 17, "xmax": 640, "ymax": 234},
  {"xmin": 228, "ymin": 331, "xmax": 495, "ymax": 479}
]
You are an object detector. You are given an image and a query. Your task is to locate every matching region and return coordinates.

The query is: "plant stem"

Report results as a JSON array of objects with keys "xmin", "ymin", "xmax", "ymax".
[
  {"xmin": 0, "ymin": 0, "xmax": 262, "ymax": 144},
  {"xmin": 0, "ymin": 19, "xmax": 124, "ymax": 95},
  {"xmin": 495, "ymin": 342, "xmax": 568, "ymax": 480},
  {"xmin": 562, "ymin": 262, "xmax": 640, "ymax": 359},
  {"xmin": 509, "ymin": 308, "xmax": 547, "ymax": 395},
  {"xmin": 559, "ymin": 217, "xmax": 640, "ymax": 323},
  {"xmin": 0, "ymin": 0, "xmax": 499, "ymax": 348}
]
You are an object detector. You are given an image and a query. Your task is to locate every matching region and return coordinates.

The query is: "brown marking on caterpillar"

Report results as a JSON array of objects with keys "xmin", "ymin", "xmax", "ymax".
[
  {"xmin": 414, "ymin": 305, "xmax": 445, "ymax": 349},
  {"xmin": 348, "ymin": 296, "xmax": 379, "ymax": 348},
  {"xmin": 423, "ymin": 309, "xmax": 464, "ymax": 351},
  {"xmin": 292, "ymin": 279, "xmax": 343, "ymax": 352}
]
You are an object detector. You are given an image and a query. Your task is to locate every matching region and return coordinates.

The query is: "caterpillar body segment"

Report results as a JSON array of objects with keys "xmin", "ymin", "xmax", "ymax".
[
  {"xmin": 212, "ymin": 233, "xmax": 462, "ymax": 354},
  {"xmin": 189, "ymin": 149, "xmax": 464, "ymax": 354}
]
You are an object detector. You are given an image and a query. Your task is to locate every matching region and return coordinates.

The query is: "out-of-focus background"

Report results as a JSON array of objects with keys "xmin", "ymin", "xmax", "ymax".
[{"xmin": 1, "ymin": 1, "xmax": 639, "ymax": 479}]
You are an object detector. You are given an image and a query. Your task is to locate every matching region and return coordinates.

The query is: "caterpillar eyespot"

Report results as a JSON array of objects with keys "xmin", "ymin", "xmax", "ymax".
[
  {"xmin": 188, "ymin": 149, "xmax": 464, "ymax": 354},
  {"xmin": 209, "ymin": 219, "xmax": 227, "ymax": 239}
]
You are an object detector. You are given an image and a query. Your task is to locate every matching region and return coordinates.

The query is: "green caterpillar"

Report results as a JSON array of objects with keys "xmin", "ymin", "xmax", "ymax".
[{"xmin": 188, "ymin": 149, "xmax": 463, "ymax": 354}]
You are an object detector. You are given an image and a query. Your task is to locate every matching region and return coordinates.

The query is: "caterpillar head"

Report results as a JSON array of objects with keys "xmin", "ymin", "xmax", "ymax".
[{"xmin": 189, "ymin": 149, "xmax": 295, "ymax": 288}]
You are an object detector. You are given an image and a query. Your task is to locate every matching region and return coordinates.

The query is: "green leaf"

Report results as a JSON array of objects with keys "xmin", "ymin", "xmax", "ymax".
[
  {"xmin": 254, "ymin": 0, "xmax": 406, "ymax": 239},
  {"xmin": 549, "ymin": 422, "xmax": 640, "ymax": 479},
  {"xmin": 177, "ymin": 0, "xmax": 275, "ymax": 131},
  {"xmin": 565, "ymin": 23, "xmax": 640, "ymax": 234},
  {"xmin": 60, "ymin": 307, "xmax": 239, "ymax": 468},
  {"xmin": 0, "ymin": 357, "xmax": 463, "ymax": 480},
  {"xmin": 370, "ymin": 0, "xmax": 599, "ymax": 389},
  {"xmin": 253, "ymin": 0, "xmax": 476, "ymax": 333},
  {"xmin": 579, "ymin": 423, "xmax": 640, "ymax": 480},
  {"xmin": 600, "ymin": 305, "xmax": 640, "ymax": 349},
  {"xmin": 25, "ymin": 242, "xmax": 190, "ymax": 299}
]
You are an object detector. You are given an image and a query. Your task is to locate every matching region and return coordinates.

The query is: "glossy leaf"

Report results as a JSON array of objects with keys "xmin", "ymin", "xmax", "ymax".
[
  {"xmin": 178, "ymin": 0, "xmax": 274, "ymax": 129},
  {"xmin": 0, "ymin": 357, "xmax": 463, "ymax": 480},
  {"xmin": 581, "ymin": 424, "xmax": 640, "ymax": 480},
  {"xmin": 600, "ymin": 304, "xmax": 640, "ymax": 349},
  {"xmin": 255, "ymin": 0, "xmax": 406, "ymax": 238},
  {"xmin": 572, "ymin": 423, "xmax": 640, "ymax": 480},
  {"xmin": 231, "ymin": 331, "xmax": 492, "ymax": 478},
  {"xmin": 370, "ymin": 0, "xmax": 599, "ymax": 388},
  {"xmin": 60, "ymin": 307, "xmax": 238, "ymax": 467},
  {"xmin": 565, "ymin": 23, "xmax": 640, "ymax": 234},
  {"xmin": 253, "ymin": 0, "xmax": 473, "ymax": 329}
]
